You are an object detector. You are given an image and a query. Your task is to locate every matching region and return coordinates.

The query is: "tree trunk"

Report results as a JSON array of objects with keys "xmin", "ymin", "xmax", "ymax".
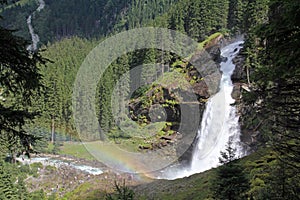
[
  {"xmin": 11, "ymin": 152, "xmax": 16, "ymax": 164},
  {"xmin": 51, "ymin": 117, "xmax": 55, "ymax": 143},
  {"xmin": 246, "ymin": 65, "xmax": 251, "ymax": 85}
]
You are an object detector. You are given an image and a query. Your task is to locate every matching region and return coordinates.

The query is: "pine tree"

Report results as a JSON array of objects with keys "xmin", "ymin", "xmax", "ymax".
[
  {"xmin": 0, "ymin": 161, "xmax": 28, "ymax": 200},
  {"xmin": 227, "ymin": 0, "xmax": 245, "ymax": 33},
  {"xmin": 112, "ymin": 54, "xmax": 130, "ymax": 128},
  {"xmin": 141, "ymin": 48, "xmax": 157, "ymax": 84},
  {"xmin": 185, "ymin": 0, "xmax": 208, "ymax": 41},
  {"xmin": 97, "ymin": 66, "xmax": 115, "ymax": 134},
  {"xmin": 0, "ymin": 0, "xmax": 46, "ymax": 158},
  {"xmin": 212, "ymin": 141, "xmax": 249, "ymax": 200},
  {"xmin": 168, "ymin": 6, "xmax": 185, "ymax": 32},
  {"xmin": 35, "ymin": 37, "xmax": 96, "ymax": 141},
  {"xmin": 244, "ymin": 0, "xmax": 299, "ymax": 170}
]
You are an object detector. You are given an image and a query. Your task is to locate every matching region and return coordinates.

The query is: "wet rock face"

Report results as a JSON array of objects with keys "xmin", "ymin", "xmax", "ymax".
[
  {"xmin": 192, "ymin": 81, "xmax": 210, "ymax": 98},
  {"xmin": 232, "ymin": 54, "xmax": 246, "ymax": 83},
  {"xmin": 189, "ymin": 36, "xmax": 227, "ymax": 97},
  {"xmin": 230, "ymin": 53, "xmax": 247, "ymax": 102},
  {"xmin": 205, "ymin": 36, "xmax": 229, "ymax": 64},
  {"xmin": 231, "ymin": 83, "xmax": 242, "ymax": 100},
  {"xmin": 230, "ymin": 48, "xmax": 261, "ymax": 153},
  {"xmin": 206, "ymin": 45, "xmax": 224, "ymax": 63}
]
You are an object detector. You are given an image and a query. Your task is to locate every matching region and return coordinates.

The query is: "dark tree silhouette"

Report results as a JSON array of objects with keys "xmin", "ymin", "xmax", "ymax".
[{"xmin": 0, "ymin": 0, "xmax": 47, "ymax": 160}]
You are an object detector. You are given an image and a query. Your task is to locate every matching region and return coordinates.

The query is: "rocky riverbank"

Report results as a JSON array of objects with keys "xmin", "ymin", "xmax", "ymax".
[{"xmin": 23, "ymin": 154, "xmax": 146, "ymax": 197}]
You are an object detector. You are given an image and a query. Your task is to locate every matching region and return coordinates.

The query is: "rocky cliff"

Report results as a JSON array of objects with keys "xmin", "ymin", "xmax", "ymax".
[
  {"xmin": 231, "ymin": 48, "xmax": 259, "ymax": 153},
  {"xmin": 127, "ymin": 35, "xmax": 226, "ymax": 164}
]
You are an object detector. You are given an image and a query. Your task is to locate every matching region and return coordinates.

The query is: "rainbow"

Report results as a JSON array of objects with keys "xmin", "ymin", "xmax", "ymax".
[
  {"xmin": 83, "ymin": 141, "xmax": 174, "ymax": 179},
  {"xmin": 30, "ymin": 126, "xmax": 163, "ymax": 180}
]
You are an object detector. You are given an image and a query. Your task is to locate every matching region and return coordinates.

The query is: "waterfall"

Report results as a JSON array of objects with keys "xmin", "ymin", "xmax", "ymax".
[
  {"xmin": 26, "ymin": 0, "xmax": 45, "ymax": 51},
  {"xmin": 157, "ymin": 40, "xmax": 245, "ymax": 180},
  {"xmin": 189, "ymin": 40, "xmax": 245, "ymax": 173}
]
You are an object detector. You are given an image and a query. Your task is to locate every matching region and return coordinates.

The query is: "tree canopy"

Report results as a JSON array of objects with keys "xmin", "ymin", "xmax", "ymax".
[{"xmin": 0, "ymin": 6, "xmax": 46, "ymax": 158}]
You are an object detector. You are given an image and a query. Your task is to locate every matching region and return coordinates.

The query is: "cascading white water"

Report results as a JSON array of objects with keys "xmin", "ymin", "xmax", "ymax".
[
  {"xmin": 27, "ymin": 0, "xmax": 45, "ymax": 51},
  {"xmin": 159, "ymin": 40, "xmax": 245, "ymax": 180},
  {"xmin": 189, "ymin": 40, "xmax": 245, "ymax": 172},
  {"xmin": 16, "ymin": 157, "xmax": 103, "ymax": 175}
]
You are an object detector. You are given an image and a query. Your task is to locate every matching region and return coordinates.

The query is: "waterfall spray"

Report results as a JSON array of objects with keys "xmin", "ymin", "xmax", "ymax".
[{"xmin": 157, "ymin": 40, "xmax": 245, "ymax": 180}]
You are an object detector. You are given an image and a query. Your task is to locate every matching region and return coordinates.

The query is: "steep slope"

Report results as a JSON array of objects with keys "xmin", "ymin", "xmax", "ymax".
[{"xmin": 0, "ymin": 0, "xmax": 179, "ymax": 44}]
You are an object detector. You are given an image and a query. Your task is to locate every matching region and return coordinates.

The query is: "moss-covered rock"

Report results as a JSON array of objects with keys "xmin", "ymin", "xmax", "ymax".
[{"xmin": 127, "ymin": 33, "xmax": 226, "ymax": 153}]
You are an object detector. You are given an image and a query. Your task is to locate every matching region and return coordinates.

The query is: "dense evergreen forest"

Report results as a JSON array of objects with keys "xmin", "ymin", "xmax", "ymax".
[
  {"xmin": 0, "ymin": 0, "xmax": 299, "ymax": 199},
  {"xmin": 0, "ymin": 0, "xmax": 178, "ymax": 43},
  {"xmin": 1, "ymin": 0, "xmax": 249, "ymax": 142}
]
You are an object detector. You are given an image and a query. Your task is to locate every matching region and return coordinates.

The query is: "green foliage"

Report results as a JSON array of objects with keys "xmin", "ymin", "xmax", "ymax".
[
  {"xmin": 50, "ymin": 142, "xmax": 61, "ymax": 154},
  {"xmin": 244, "ymin": 151, "xmax": 300, "ymax": 199},
  {"xmin": 29, "ymin": 189, "xmax": 46, "ymax": 200},
  {"xmin": 212, "ymin": 142, "xmax": 249, "ymax": 200},
  {"xmin": 0, "ymin": 0, "xmax": 36, "ymax": 40},
  {"xmin": 154, "ymin": 0, "xmax": 231, "ymax": 41},
  {"xmin": 131, "ymin": 85, "xmax": 150, "ymax": 99},
  {"xmin": 1, "ymin": 0, "xmax": 178, "ymax": 44},
  {"xmin": 240, "ymin": 1, "xmax": 300, "ymax": 199},
  {"xmin": 24, "ymin": 126, "xmax": 49, "ymax": 153},
  {"xmin": 106, "ymin": 181, "xmax": 135, "ymax": 200},
  {"xmin": 197, "ymin": 32, "xmax": 223, "ymax": 50},
  {"xmin": 0, "ymin": 2, "xmax": 47, "ymax": 159},
  {"xmin": 31, "ymin": 37, "xmax": 96, "ymax": 142},
  {"xmin": 227, "ymin": 0, "xmax": 246, "ymax": 33},
  {"xmin": 243, "ymin": 0, "xmax": 300, "ymax": 170},
  {"xmin": 0, "ymin": 161, "xmax": 30, "ymax": 199}
]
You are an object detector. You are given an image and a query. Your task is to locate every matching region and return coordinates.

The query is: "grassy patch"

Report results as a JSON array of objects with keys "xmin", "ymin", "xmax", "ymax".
[
  {"xmin": 60, "ymin": 142, "xmax": 95, "ymax": 161},
  {"xmin": 134, "ymin": 148, "xmax": 270, "ymax": 199},
  {"xmin": 62, "ymin": 181, "xmax": 105, "ymax": 200},
  {"xmin": 197, "ymin": 32, "xmax": 223, "ymax": 50},
  {"xmin": 155, "ymin": 70, "xmax": 191, "ymax": 92},
  {"xmin": 185, "ymin": 32, "xmax": 223, "ymax": 61},
  {"xmin": 46, "ymin": 142, "xmax": 55, "ymax": 153},
  {"xmin": 134, "ymin": 170, "xmax": 216, "ymax": 200},
  {"xmin": 59, "ymin": 147, "xmax": 272, "ymax": 200},
  {"xmin": 171, "ymin": 60, "xmax": 186, "ymax": 67}
]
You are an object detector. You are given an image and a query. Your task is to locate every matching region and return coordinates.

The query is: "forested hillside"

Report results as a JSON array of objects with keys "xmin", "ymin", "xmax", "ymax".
[
  {"xmin": 0, "ymin": 0, "xmax": 299, "ymax": 199},
  {"xmin": 1, "ymin": 0, "xmax": 250, "ymax": 44},
  {"xmin": 0, "ymin": 0, "xmax": 178, "ymax": 43},
  {"xmin": 28, "ymin": 0, "xmax": 252, "ymax": 143}
]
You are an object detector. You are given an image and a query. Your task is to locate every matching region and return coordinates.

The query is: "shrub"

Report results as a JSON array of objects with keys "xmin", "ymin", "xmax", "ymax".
[{"xmin": 105, "ymin": 180, "xmax": 135, "ymax": 200}]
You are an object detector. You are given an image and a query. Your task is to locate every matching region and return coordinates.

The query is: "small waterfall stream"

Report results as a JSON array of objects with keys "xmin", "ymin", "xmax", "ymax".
[
  {"xmin": 158, "ymin": 40, "xmax": 245, "ymax": 180},
  {"xmin": 27, "ymin": 0, "xmax": 45, "ymax": 51}
]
